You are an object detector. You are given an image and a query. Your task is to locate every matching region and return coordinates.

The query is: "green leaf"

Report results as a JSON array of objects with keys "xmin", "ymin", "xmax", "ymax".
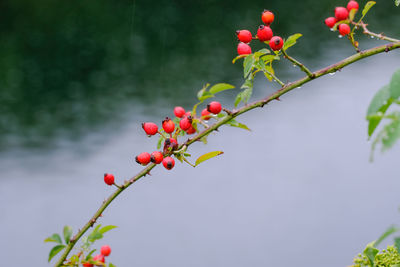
[
  {"xmin": 389, "ymin": 69, "xmax": 400, "ymax": 99},
  {"xmin": 262, "ymin": 54, "xmax": 280, "ymax": 64},
  {"xmin": 99, "ymin": 225, "xmax": 117, "ymax": 234},
  {"xmin": 349, "ymin": 8, "xmax": 358, "ymax": 21},
  {"xmin": 85, "ymin": 249, "xmax": 97, "ymax": 260},
  {"xmin": 157, "ymin": 135, "xmax": 164, "ymax": 150},
  {"xmin": 234, "ymin": 87, "xmax": 253, "ymax": 107},
  {"xmin": 253, "ymin": 48, "xmax": 270, "ymax": 59},
  {"xmin": 195, "ymin": 151, "xmax": 224, "ymax": 166},
  {"xmin": 232, "ymin": 54, "xmax": 247, "ymax": 64},
  {"xmin": 396, "ymin": 0, "xmax": 400, "ymax": 7},
  {"xmin": 367, "ymin": 85, "xmax": 392, "ymax": 137},
  {"xmin": 48, "ymin": 245, "xmax": 65, "ymax": 262},
  {"xmin": 363, "ymin": 241, "xmax": 379, "ymax": 267},
  {"xmin": 88, "ymin": 224, "xmax": 103, "ymax": 242},
  {"xmin": 44, "ymin": 233, "xmax": 63, "ymax": 244},
  {"xmin": 374, "ymin": 225, "xmax": 400, "ymax": 246},
  {"xmin": 197, "ymin": 83, "xmax": 210, "ymax": 100},
  {"xmin": 109, "ymin": 263, "xmax": 117, "ymax": 267},
  {"xmin": 362, "ymin": 1, "xmax": 376, "ymax": 16},
  {"xmin": 226, "ymin": 119, "xmax": 251, "ymax": 131},
  {"xmin": 283, "ymin": 33, "xmax": 302, "ymax": 51},
  {"xmin": 395, "ymin": 237, "xmax": 400, "ymax": 253},
  {"xmin": 243, "ymin": 55, "xmax": 255, "ymax": 78},
  {"xmin": 381, "ymin": 114, "xmax": 400, "ymax": 150},
  {"xmin": 209, "ymin": 83, "xmax": 235, "ymax": 94},
  {"xmin": 63, "ymin": 225, "xmax": 73, "ymax": 244}
]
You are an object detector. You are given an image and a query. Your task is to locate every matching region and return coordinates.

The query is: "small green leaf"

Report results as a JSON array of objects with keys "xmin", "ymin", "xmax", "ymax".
[
  {"xmin": 85, "ymin": 249, "xmax": 97, "ymax": 260},
  {"xmin": 381, "ymin": 115, "xmax": 400, "ymax": 150},
  {"xmin": 262, "ymin": 54, "xmax": 279, "ymax": 64},
  {"xmin": 253, "ymin": 48, "xmax": 270, "ymax": 59},
  {"xmin": 349, "ymin": 8, "xmax": 358, "ymax": 21},
  {"xmin": 389, "ymin": 69, "xmax": 400, "ymax": 99},
  {"xmin": 362, "ymin": 1, "xmax": 376, "ymax": 16},
  {"xmin": 395, "ymin": 237, "xmax": 400, "ymax": 253},
  {"xmin": 63, "ymin": 226, "xmax": 73, "ymax": 244},
  {"xmin": 374, "ymin": 225, "xmax": 400, "ymax": 246},
  {"xmin": 396, "ymin": 0, "xmax": 400, "ymax": 6},
  {"xmin": 226, "ymin": 119, "xmax": 251, "ymax": 131},
  {"xmin": 44, "ymin": 233, "xmax": 63, "ymax": 244},
  {"xmin": 197, "ymin": 83, "xmax": 210, "ymax": 100},
  {"xmin": 367, "ymin": 85, "xmax": 392, "ymax": 137},
  {"xmin": 234, "ymin": 87, "xmax": 253, "ymax": 107},
  {"xmin": 195, "ymin": 151, "xmax": 224, "ymax": 166},
  {"xmin": 283, "ymin": 33, "xmax": 302, "ymax": 51},
  {"xmin": 363, "ymin": 241, "xmax": 379, "ymax": 267},
  {"xmin": 48, "ymin": 245, "xmax": 65, "ymax": 262},
  {"xmin": 209, "ymin": 83, "xmax": 235, "ymax": 94},
  {"xmin": 99, "ymin": 225, "xmax": 117, "ymax": 234},
  {"xmin": 232, "ymin": 54, "xmax": 247, "ymax": 64},
  {"xmin": 243, "ymin": 55, "xmax": 255, "ymax": 78}
]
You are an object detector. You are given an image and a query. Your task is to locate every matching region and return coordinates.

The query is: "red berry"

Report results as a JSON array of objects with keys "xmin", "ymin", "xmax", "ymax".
[
  {"xmin": 324, "ymin": 17, "xmax": 337, "ymax": 28},
  {"xmin": 141, "ymin": 122, "xmax": 158, "ymax": 136},
  {"xmin": 347, "ymin": 0, "xmax": 359, "ymax": 11},
  {"xmin": 257, "ymin": 25, "xmax": 273, "ymax": 42},
  {"xmin": 338, "ymin": 24, "xmax": 351, "ymax": 36},
  {"xmin": 164, "ymin": 138, "xmax": 178, "ymax": 154},
  {"xmin": 179, "ymin": 116, "xmax": 192, "ymax": 131},
  {"xmin": 82, "ymin": 262, "xmax": 93, "ymax": 267},
  {"xmin": 335, "ymin": 7, "xmax": 349, "ymax": 21},
  {"xmin": 162, "ymin": 157, "xmax": 175, "ymax": 170},
  {"xmin": 150, "ymin": 151, "xmax": 164, "ymax": 164},
  {"xmin": 92, "ymin": 254, "xmax": 105, "ymax": 264},
  {"xmin": 135, "ymin": 152, "xmax": 151, "ymax": 166},
  {"xmin": 162, "ymin": 117, "xmax": 175, "ymax": 134},
  {"xmin": 100, "ymin": 245, "xmax": 111, "ymax": 257},
  {"xmin": 103, "ymin": 173, "xmax": 114, "ymax": 186},
  {"xmin": 186, "ymin": 126, "xmax": 196, "ymax": 135},
  {"xmin": 236, "ymin": 30, "xmax": 252, "ymax": 43},
  {"xmin": 237, "ymin": 42, "xmax": 251, "ymax": 55},
  {"xmin": 207, "ymin": 101, "xmax": 222, "ymax": 114},
  {"xmin": 269, "ymin": 36, "xmax": 284, "ymax": 51},
  {"xmin": 174, "ymin": 106, "xmax": 185, "ymax": 118},
  {"xmin": 201, "ymin": 108, "xmax": 211, "ymax": 120},
  {"xmin": 261, "ymin": 10, "xmax": 274, "ymax": 25}
]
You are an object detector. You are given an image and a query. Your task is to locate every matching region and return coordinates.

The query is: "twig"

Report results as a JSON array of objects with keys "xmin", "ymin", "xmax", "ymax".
[
  {"xmin": 356, "ymin": 22, "xmax": 400, "ymax": 43},
  {"xmin": 281, "ymin": 49, "xmax": 314, "ymax": 78}
]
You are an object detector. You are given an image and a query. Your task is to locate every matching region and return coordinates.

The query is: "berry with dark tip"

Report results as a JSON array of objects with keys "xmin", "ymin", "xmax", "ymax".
[
  {"xmin": 236, "ymin": 30, "xmax": 252, "ymax": 43},
  {"xmin": 150, "ymin": 151, "xmax": 164, "ymax": 164},
  {"xmin": 207, "ymin": 101, "xmax": 222, "ymax": 114},
  {"xmin": 261, "ymin": 10, "xmax": 274, "ymax": 25},
  {"xmin": 201, "ymin": 108, "xmax": 211, "ymax": 120},
  {"xmin": 141, "ymin": 122, "xmax": 158, "ymax": 136},
  {"xmin": 325, "ymin": 17, "xmax": 337, "ymax": 28},
  {"xmin": 179, "ymin": 116, "xmax": 192, "ymax": 131},
  {"xmin": 162, "ymin": 157, "xmax": 175, "ymax": 170},
  {"xmin": 164, "ymin": 138, "xmax": 178, "ymax": 154},
  {"xmin": 104, "ymin": 173, "xmax": 115, "ymax": 186},
  {"xmin": 237, "ymin": 42, "xmax": 252, "ymax": 55},
  {"xmin": 162, "ymin": 117, "xmax": 175, "ymax": 134},
  {"xmin": 338, "ymin": 24, "xmax": 351, "ymax": 36},
  {"xmin": 100, "ymin": 245, "xmax": 111, "ymax": 257},
  {"xmin": 186, "ymin": 126, "xmax": 196, "ymax": 135},
  {"xmin": 269, "ymin": 36, "xmax": 284, "ymax": 51},
  {"xmin": 257, "ymin": 25, "xmax": 273, "ymax": 42},
  {"xmin": 347, "ymin": 0, "xmax": 359, "ymax": 11},
  {"xmin": 174, "ymin": 106, "xmax": 186, "ymax": 118},
  {"xmin": 135, "ymin": 152, "xmax": 151, "ymax": 166},
  {"xmin": 335, "ymin": 7, "xmax": 349, "ymax": 21}
]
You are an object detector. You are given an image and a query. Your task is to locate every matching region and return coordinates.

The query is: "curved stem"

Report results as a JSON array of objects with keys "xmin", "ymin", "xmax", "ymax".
[
  {"xmin": 357, "ymin": 22, "xmax": 400, "ymax": 43},
  {"xmin": 281, "ymin": 50, "xmax": 314, "ymax": 78},
  {"xmin": 54, "ymin": 41, "xmax": 400, "ymax": 267}
]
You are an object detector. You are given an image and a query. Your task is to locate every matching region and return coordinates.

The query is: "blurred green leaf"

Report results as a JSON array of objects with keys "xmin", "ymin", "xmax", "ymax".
[
  {"xmin": 381, "ymin": 114, "xmax": 400, "ymax": 150},
  {"xmin": 99, "ymin": 225, "xmax": 117, "ymax": 234},
  {"xmin": 375, "ymin": 225, "xmax": 400, "ymax": 246},
  {"xmin": 157, "ymin": 135, "xmax": 164, "ymax": 149},
  {"xmin": 283, "ymin": 33, "xmax": 302, "ymax": 51},
  {"xmin": 226, "ymin": 119, "xmax": 251, "ymax": 131},
  {"xmin": 395, "ymin": 237, "xmax": 400, "ymax": 253},
  {"xmin": 63, "ymin": 225, "xmax": 73, "ymax": 244},
  {"xmin": 195, "ymin": 151, "xmax": 224, "ymax": 166},
  {"xmin": 209, "ymin": 83, "xmax": 235, "ymax": 94},
  {"xmin": 253, "ymin": 48, "xmax": 270, "ymax": 59},
  {"xmin": 69, "ymin": 254, "xmax": 79, "ymax": 264},
  {"xmin": 362, "ymin": 1, "xmax": 376, "ymax": 16},
  {"xmin": 44, "ymin": 233, "xmax": 63, "ymax": 244},
  {"xmin": 389, "ymin": 69, "xmax": 400, "ymax": 99},
  {"xmin": 109, "ymin": 263, "xmax": 117, "ymax": 267},
  {"xmin": 366, "ymin": 85, "xmax": 392, "ymax": 137},
  {"xmin": 234, "ymin": 87, "xmax": 253, "ymax": 107},
  {"xmin": 88, "ymin": 224, "xmax": 103, "ymax": 242},
  {"xmin": 396, "ymin": 0, "xmax": 400, "ymax": 6},
  {"xmin": 48, "ymin": 245, "xmax": 65, "ymax": 262},
  {"xmin": 243, "ymin": 55, "xmax": 255, "ymax": 78},
  {"xmin": 349, "ymin": 8, "xmax": 358, "ymax": 21},
  {"xmin": 363, "ymin": 242, "xmax": 379, "ymax": 266},
  {"xmin": 85, "ymin": 249, "xmax": 97, "ymax": 261},
  {"xmin": 197, "ymin": 83, "xmax": 210, "ymax": 100}
]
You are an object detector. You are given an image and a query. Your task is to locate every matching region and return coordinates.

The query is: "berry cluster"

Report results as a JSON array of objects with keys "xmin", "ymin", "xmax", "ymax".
[
  {"xmin": 236, "ymin": 10, "xmax": 284, "ymax": 55},
  {"xmin": 82, "ymin": 245, "xmax": 111, "ymax": 267},
  {"xmin": 324, "ymin": 0, "xmax": 359, "ymax": 36}
]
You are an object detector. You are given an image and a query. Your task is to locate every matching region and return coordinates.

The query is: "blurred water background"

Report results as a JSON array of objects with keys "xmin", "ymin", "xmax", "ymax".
[{"xmin": 0, "ymin": 0, "xmax": 400, "ymax": 266}]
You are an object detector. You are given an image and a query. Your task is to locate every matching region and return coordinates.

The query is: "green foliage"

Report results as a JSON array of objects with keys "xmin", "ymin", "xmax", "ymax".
[
  {"xmin": 63, "ymin": 225, "xmax": 73, "ymax": 244},
  {"xmin": 283, "ymin": 33, "xmax": 302, "ymax": 51},
  {"xmin": 362, "ymin": 1, "xmax": 376, "ymax": 17},
  {"xmin": 195, "ymin": 151, "xmax": 224, "ymax": 166},
  {"xmin": 367, "ymin": 69, "xmax": 400, "ymax": 158},
  {"xmin": 48, "ymin": 245, "xmax": 66, "ymax": 262},
  {"xmin": 396, "ymin": 0, "xmax": 400, "ymax": 7},
  {"xmin": 351, "ymin": 245, "xmax": 400, "ymax": 267}
]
